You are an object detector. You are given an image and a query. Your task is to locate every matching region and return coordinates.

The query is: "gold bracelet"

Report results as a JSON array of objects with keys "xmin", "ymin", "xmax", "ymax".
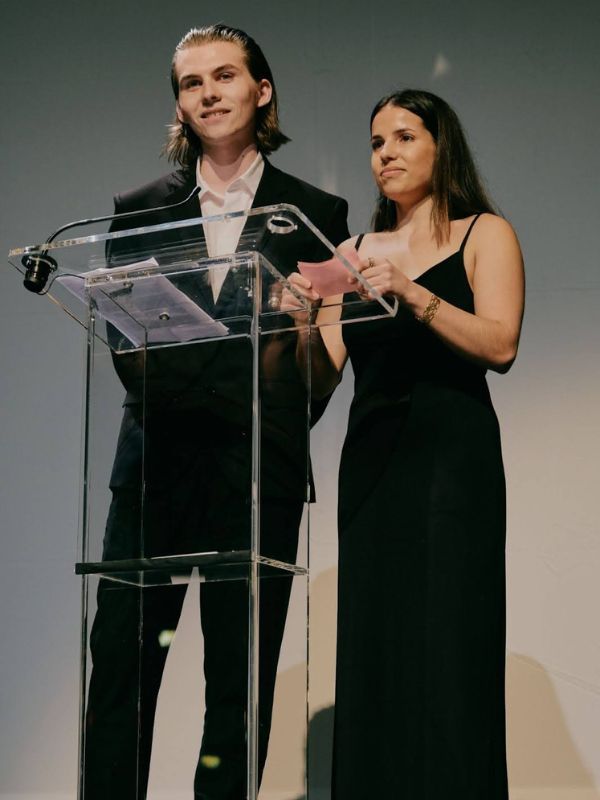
[{"xmin": 416, "ymin": 293, "xmax": 440, "ymax": 325}]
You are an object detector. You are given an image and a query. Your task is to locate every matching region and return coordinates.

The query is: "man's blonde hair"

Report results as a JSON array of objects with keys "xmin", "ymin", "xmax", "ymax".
[{"xmin": 164, "ymin": 24, "xmax": 290, "ymax": 167}]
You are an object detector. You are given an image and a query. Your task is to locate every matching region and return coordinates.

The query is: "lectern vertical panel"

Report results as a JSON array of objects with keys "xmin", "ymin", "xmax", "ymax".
[{"xmin": 8, "ymin": 205, "xmax": 396, "ymax": 800}]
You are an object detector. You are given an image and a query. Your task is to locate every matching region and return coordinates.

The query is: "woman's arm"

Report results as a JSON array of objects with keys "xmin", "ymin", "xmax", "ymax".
[
  {"xmin": 358, "ymin": 215, "xmax": 525, "ymax": 373},
  {"xmin": 282, "ymin": 275, "xmax": 348, "ymax": 399},
  {"xmin": 282, "ymin": 235, "xmax": 361, "ymax": 398}
]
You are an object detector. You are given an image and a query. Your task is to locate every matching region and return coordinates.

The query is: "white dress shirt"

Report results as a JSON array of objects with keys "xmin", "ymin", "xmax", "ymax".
[{"xmin": 196, "ymin": 153, "xmax": 264, "ymax": 301}]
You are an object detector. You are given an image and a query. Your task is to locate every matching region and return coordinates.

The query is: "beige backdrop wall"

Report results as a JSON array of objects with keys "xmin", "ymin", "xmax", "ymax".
[{"xmin": 1, "ymin": 0, "xmax": 598, "ymax": 798}]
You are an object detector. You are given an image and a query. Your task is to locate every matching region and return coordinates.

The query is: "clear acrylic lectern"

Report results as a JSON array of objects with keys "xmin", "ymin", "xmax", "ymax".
[{"xmin": 9, "ymin": 204, "xmax": 396, "ymax": 800}]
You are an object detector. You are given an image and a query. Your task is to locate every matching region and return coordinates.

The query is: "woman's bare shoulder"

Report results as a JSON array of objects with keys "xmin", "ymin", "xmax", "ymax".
[
  {"xmin": 471, "ymin": 213, "xmax": 519, "ymax": 242},
  {"xmin": 338, "ymin": 234, "xmax": 362, "ymax": 251},
  {"xmin": 468, "ymin": 213, "xmax": 524, "ymax": 278}
]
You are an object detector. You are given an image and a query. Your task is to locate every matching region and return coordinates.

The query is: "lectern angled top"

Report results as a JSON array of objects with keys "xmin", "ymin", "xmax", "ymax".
[{"xmin": 8, "ymin": 204, "xmax": 397, "ymax": 346}]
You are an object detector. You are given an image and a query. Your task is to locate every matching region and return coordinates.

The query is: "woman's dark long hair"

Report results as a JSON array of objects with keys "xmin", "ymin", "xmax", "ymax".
[
  {"xmin": 164, "ymin": 24, "xmax": 290, "ymax": 167},
  {"xmin": 370, "ymin": 89, "xmax": 496, "ymax": 241}
]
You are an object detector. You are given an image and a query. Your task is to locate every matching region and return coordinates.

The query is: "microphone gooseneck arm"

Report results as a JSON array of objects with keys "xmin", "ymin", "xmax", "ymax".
[{"xmin": 22, "ymin": 185, "xmax": 202, "ymax": 294}]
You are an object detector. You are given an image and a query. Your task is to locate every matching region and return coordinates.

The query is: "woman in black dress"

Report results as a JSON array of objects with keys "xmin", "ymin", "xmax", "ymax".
[{"xmin": 288, "ymin": 89, "xmax": 524, "ymax": 798}]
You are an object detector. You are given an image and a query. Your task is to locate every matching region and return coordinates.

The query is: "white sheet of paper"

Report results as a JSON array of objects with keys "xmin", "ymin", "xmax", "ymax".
[{"xmin": 57, "ymin": 260, "xmax": 228, "ymax": 347}]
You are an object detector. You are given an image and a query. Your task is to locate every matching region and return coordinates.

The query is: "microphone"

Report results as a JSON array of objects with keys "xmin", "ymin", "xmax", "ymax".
[{"xmin": 23, "ymin": 185, "xmax": 201, "ymax": 294}]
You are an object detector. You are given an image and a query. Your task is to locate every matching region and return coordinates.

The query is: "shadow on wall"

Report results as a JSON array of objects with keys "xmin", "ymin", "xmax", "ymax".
[
  {"xmin": 291, "ymin": 654, "xmax": 600, "ymax": 799},
  {"xmin": 272, "ymin": 704, "xmax": 333, "ymax": 800},
  {"xmin": 507, "ymin": 652, "xmax": 597, "ymax": 794},
  {"xmin": 261, "ymin": 567, "xmax": 338, "ymax": 799},
  {"xmin": 264, "ymin": 688, "xmax": 335, "ymax": 799},
  {"xmin": 304, "ymin": 705, "xmax": 335, "ymax": 800},
  {"xmin": 265, "ymin": 652, "xmax": 600, "ymax": 798}
]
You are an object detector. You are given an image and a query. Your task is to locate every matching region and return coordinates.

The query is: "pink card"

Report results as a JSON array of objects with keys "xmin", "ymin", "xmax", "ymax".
[{"xmin": 297, "ymin": 249, "xmax": 361, "ymax": 297}]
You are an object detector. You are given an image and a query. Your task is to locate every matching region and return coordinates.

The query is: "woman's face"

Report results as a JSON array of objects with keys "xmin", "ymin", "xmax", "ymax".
[{"xmin": 370, "ymin": 104, "xmax": 436, "ymax": 205}]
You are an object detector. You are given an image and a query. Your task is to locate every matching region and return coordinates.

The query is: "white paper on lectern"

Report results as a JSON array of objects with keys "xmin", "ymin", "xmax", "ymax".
[{"xmin": 57, "ymin": 260, "xmax": 229, "ymax": 347}]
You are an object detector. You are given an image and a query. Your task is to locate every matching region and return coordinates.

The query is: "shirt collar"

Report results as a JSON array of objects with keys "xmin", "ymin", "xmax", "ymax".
[{"xmin": 195, "ymin": 152, "xmax": 264, "ymax": 201}]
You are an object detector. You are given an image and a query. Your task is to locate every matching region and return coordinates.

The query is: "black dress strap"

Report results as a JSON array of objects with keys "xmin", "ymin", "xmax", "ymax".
[
  {"xmin": 354, "ymin": 233, "xmax": 366, "ymax": 252},
  {"xmin": 459, "ymin": 214, "xmax": 482, "ymax": 252}
]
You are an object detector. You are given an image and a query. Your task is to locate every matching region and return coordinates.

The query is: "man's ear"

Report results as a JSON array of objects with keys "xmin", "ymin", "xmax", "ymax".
[
  {"xmin": 175, "ymin": 102, "xmax": 185, "ymax": 124},
  {"xmin": 256, "ymin": 79, "xmax": 273, "ymax": 109}
]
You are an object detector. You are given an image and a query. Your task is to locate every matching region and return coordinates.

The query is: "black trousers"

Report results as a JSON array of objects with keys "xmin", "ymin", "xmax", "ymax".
[{"xmin": 83, "ymin": 471, "xmax": 303, "ymax": 799}]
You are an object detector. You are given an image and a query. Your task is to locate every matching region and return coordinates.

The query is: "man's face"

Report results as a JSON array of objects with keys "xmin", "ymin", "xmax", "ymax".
[{"xmin": 174, "ymin": 40, "xmax": 272, "ymax": 153}]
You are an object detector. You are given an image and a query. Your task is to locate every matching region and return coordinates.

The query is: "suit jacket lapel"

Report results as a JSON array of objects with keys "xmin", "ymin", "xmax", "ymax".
[
  {"xmin": 163, "ymin": 167, "xmax": 216, "ymax": 312},
  {"xmin": 250, "ymin": 159, "xmax": 287, "ymax": 211},
  {"xmin": 164, "ymin": 167, "xmax": 204, "ymax": 230},
  {"xmin": 212, "ymin": 159, "xmax": 286, "ymax": 314},
  {"xmin": 175, "ymin": 159, "xmax": 287, "ymax": 315}
]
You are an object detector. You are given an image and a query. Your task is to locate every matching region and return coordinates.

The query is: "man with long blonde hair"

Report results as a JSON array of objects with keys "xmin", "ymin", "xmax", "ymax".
[{"xmin": 83, "ymin": 23, "xmax": 348, "ymax": 800}]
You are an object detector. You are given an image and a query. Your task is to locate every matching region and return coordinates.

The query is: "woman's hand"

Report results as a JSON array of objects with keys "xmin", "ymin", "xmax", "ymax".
[
  {"xmin": 280, "ymin": 272, "xmax": 321, "ymax": 325},
  {"xmin": 353, "ymin": 256, "xmax": 412, "ymax": 301},
  {"xmin": 280, "ymin": 272, "xmax": 345, "ymax": 398}
]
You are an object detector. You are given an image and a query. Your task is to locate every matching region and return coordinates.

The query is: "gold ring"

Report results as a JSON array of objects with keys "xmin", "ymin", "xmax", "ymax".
[{"xmin": 367, "ymin": 257, "xmax": 375, "ymax": 268}]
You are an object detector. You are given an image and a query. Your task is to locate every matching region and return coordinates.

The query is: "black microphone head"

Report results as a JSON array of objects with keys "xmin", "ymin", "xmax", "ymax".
[{"xmin": 22, "ymin": 253, "xmax": 58, "ymax": 294}]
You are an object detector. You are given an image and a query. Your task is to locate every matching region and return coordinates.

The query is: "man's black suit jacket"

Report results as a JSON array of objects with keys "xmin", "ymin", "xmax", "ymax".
[{"xmin": 106, "ymin": 159, "xmax": 349, "ymax": 505}]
